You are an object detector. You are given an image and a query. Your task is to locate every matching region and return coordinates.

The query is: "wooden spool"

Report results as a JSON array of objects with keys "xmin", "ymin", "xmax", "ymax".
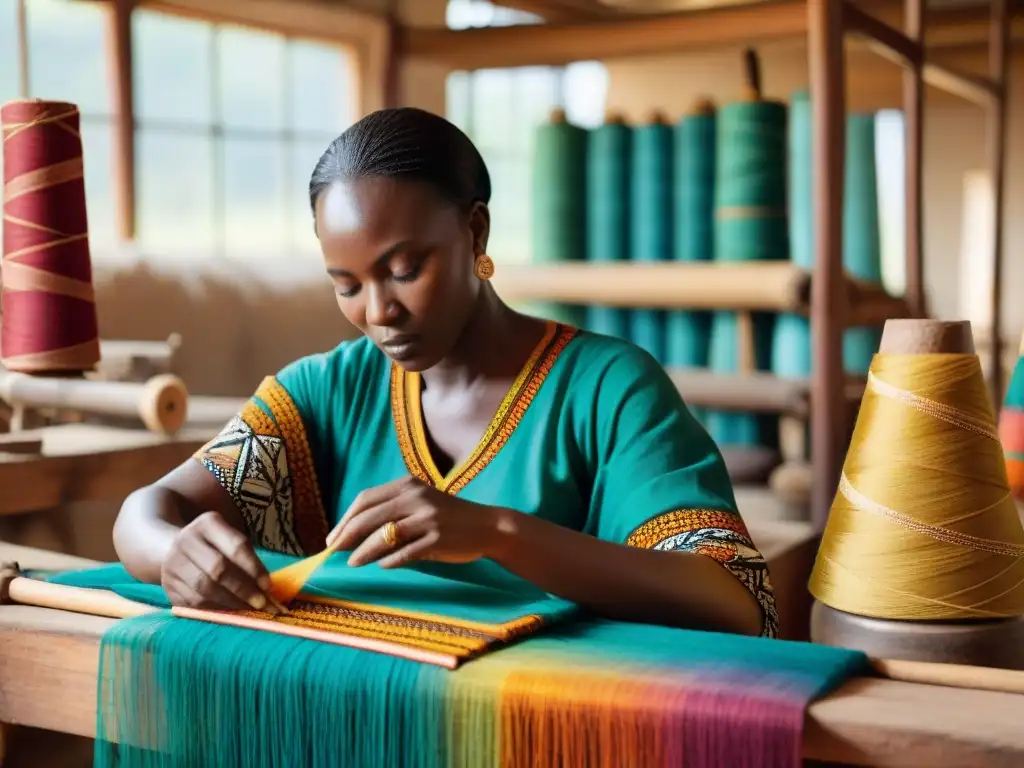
[
  {"xmin": 811, "ymin": 319, "xmax": 1024, "ymax": 670},
  {"xmin": 0, "ymin": 372, "xmax": 189, "ymax": 435}
]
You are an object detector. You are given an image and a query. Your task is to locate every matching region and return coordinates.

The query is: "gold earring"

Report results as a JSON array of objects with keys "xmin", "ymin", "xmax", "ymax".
[{"xmin": 474, "ymin": 253, "xmax": 495, "ymax": 281}]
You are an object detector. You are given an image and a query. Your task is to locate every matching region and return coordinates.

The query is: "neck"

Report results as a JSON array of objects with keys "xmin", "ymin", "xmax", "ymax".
[{"xmin": 422, "ymin": 284, "xmax": 545, "ymax": 389}]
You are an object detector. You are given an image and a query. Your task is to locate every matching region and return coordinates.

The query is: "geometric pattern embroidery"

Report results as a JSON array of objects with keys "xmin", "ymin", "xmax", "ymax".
[
  {"xmin": 627, "ymin": 508, "xmax": 780, "ymax": 639},
  {"xmin": 194, "ymin": 377, "xmax": 328, "ymax": 556},
  {"xmin": 198, "ymin": 416, "xmax": 302, "ymax": 556}
]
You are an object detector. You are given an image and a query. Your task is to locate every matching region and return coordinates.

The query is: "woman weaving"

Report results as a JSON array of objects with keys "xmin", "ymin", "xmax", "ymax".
[{"xmin": 113, "ymin": 107, "xmax": 776, "ymax": 640}]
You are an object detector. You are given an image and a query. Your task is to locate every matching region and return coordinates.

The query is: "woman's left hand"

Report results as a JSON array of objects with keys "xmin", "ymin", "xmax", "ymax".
[{"xmin": 326, "ymin": 477, "xmax": 508, "ymax": 568}]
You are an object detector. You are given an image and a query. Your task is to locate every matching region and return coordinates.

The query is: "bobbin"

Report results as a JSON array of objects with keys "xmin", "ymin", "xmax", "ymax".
[{"xmin": 811, "ymin": 319, "xmax": 1024, "ymax": 670}]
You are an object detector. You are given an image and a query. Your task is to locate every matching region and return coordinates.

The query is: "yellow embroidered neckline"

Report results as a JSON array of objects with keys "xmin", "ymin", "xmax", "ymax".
[{"xmin": 391, "ymin": 321, "xmax": 575, "ymax": 494}]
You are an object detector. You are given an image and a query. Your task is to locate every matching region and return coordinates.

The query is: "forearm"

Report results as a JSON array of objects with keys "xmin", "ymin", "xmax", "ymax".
[
  {"xmin": 488, "ymin": 509, "xmax": 763, "ymax": 636},
  {"xmin": 112, "ymin": 485, "xmax": 194, "ymax": 585}
]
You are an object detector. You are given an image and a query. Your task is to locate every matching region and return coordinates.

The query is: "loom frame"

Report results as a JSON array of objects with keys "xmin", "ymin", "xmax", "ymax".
[{"xmin": 397, "ymin": 0, "xmax": 1014, "ymax": 529}]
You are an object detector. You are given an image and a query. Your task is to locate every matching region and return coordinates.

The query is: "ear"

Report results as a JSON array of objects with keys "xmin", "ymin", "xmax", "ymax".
[{"xmin": 468, "ymin": 202, "xmax": 491, "ymax": 255}]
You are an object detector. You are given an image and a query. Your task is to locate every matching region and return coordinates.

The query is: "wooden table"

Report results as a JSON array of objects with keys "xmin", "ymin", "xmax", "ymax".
[
  {"xmin": 0, "ymin": 394, "xmax": 244, "ymax": 518},
  {"xmin": 1, "ymin": 543, "xmax": 1022, "ymax": 766}
]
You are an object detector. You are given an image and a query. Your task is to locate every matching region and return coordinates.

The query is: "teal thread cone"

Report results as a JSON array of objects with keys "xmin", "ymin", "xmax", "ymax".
[
  {"xmin": 586, "ymin": 118, "xmax": 632, "ymax": 339},
  {"xmin": 531, "ymin": 113, "xmax": 588, "ymax": 327},
  {"xmin": 706, "ymin": 100, "xmax": 787, "ymax": 450},
  {"xmin": 629, "ymin": 117, "xmax": 673, "ymax": 362}
]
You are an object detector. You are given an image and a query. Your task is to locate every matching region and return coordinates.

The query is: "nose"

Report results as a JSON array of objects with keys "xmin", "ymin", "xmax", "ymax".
[{"xmin": 363, "ymin": 282, "xmax": 402, "ymax": 328}]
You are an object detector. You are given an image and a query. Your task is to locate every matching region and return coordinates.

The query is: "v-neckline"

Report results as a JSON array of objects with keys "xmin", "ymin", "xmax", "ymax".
[{"xmin": 390, "ymin": 321, "xmax": 576, "ymax": 495}]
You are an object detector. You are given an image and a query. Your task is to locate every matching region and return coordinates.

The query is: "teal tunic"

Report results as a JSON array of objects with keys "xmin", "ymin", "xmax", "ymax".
[{"xmin": 195, "ymin": 322, "xmax": 778, "ymax": 637}]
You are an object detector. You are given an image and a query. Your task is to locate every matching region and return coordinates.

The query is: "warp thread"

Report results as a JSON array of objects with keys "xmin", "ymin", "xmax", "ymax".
[
  {"xmin": 531, "ymin": 109, "xmax": 587, "ymax": 328},
  {"xmin": 811, "ymin": 352, "xmax": 1024, "ymax": 620},
  {"xmin": 999, "ymin": 332, "xmax": 1024, "ymax": 500},
  {"xmin": 1, "ymin": 99, "xmax": 100, "ymax": 374},
  {"xmin": 585, "ymin": 114, "xmax": 632, "ymax": 340}
]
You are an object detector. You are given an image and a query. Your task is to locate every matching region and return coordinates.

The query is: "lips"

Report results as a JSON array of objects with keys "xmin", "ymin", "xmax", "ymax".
[{"xmin": 381, "ymin": 335, "xmax": 420, "ymax": 361}]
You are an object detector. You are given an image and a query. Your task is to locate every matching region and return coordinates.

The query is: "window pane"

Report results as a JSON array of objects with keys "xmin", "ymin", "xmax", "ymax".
[
  {"xmin": 563, "ymin": 61, "xmax": 608, "ymax": 129},
  {"xmin": 288, "ymin": 41, "xmax": 354, "ymax": 136},
  {"xmin": 446, "ymin": 72, "xmax": 472, "ymax": 132},
  {"xmin": 136, "ymin": 129, "xmax": 216, "ymax": 254},
  {"xmin": 27, "ymin": 0, "xmax": 110, "ymax": 115},
  {"xmin": 0, "ymin": 0, "xmax": 21, "ymax": 105},
  {"xmin": 289, "ymin": 137, "xmax": 332, "ymax": 255},
  {"xmin": 217, "ymin": 25, "xmax": 286, "ymax": 132},
  {"xmin": 221, "ymin": 136, "xmax": 288, "ymax": 258},
  {"xmin": 876, "ymin": 110, "xmax": 906, "ymax": 297},
  {"xmin": 81, "ymin": 118, "xmax": 117, "ymax": 257},
  {"xmin": 470, "ymin": 69, "xmax": 515, "ymax": 150},
  {"xmin": 485, "ymin": 154, "xmax": 530, "ymax": 265},
  {"xmin": 133, "ymin": 10, "xmax": 213, "ymax": 126}
]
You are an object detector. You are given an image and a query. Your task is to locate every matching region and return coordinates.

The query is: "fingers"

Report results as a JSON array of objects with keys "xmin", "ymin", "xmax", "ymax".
[
  {"xmin": 162, "ymin": 512, "xmax": 279, "ymax": 613},
  {"xmin": 165, "ymin": 555, "xmax": 252, "ymax": 612},
  {"xmin": 377, "ymin": 530, "xmax": 440, "ymax": 570},
  {"xmin": 347, "ymin": 513, "xmax": 432, "ymax": 568},
  {"xmin": 328, "ymin": 476, "xmax": 421, "ymax": 546},
  {"xmin": 329, "ymin": 495, "xmax": 414, "ymax": 553},
  {"xmin": 200, "ymin": 516, "xmax": 271, "ymax": 592}
]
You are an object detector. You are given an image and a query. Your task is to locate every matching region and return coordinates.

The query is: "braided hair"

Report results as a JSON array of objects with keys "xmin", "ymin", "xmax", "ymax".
[{"xmin": 309, "ymin": 108, "xmax": 492, "ymax": 217}]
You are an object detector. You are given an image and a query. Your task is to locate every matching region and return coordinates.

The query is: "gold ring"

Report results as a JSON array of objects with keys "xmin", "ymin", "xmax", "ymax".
[{"xmin": 381, "ymin": 521, "xmax": 400, "ymax": 549}]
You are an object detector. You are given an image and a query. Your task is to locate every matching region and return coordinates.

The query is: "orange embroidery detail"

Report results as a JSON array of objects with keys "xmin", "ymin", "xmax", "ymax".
[
  {"xmin": 391, "ymin": 322, "xmax": 577, "ymax": 494},
  {"xmin": 626, "ymin": 508, "xmax": 752, "ymax": 550}
]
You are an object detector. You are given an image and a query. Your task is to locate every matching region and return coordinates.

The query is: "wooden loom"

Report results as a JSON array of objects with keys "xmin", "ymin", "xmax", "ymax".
[
  {"xmin": 0, "ymin": 541, "xmax": 1023, "ymax": 767},
  {"xmin": 395, "ymin": 0, "xmax": 1014, "ymax": 530}
]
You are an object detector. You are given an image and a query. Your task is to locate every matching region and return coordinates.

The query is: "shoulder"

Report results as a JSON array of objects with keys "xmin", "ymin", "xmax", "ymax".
[
  {"xmin": 561, "ymin": 330, "xmax": 677, "ymax": 401},
  {"xmin": 275, "ymin": 334, "xmax": 387, "ymax": 401}
]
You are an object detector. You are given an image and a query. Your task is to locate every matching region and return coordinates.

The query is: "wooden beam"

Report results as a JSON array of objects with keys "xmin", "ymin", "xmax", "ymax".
[
  {"xmin": 922, "ymin": 62, "xmax": 1000, "ymax": 105},
  {"xmin": 903, "ymin": 0, "xmax": 925, "ymax": 319},
  {"xmin": 844, "ymin": 3, "xmax": 922, "ymax": 67},
  {"xmin": 399, "ymin": 0, "xmax": 809, "ymax": 68},
  {"xmin": 988, "ymin": 0, "xmax": 1011, "ymax": 401},
  {"xmin": 137, "ymin": 0, "xmax": 388, "ymax": 49},
  {"xmin": 808, "ymin": 0, "xmax": 847, "ymax": 531},
  {"xmin": 106, "ymin": 0, "xmax": 136, "ymax": 243}
]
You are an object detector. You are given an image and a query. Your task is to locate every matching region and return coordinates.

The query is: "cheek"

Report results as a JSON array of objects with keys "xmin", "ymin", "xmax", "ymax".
[{"xmin": 334, "ymin": 293, "xmax": 365, "ymax": 329}]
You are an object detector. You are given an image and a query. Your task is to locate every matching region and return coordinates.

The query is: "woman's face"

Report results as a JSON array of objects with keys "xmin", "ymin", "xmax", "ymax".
[{"xmin": 315, "ymin": 176, "xmax": 487, "ymax": 371}]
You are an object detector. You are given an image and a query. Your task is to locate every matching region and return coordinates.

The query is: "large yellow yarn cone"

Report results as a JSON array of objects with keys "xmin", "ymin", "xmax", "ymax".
[{"xmin": 810, "ymin": 319, "xmax": 1024, "ymax": 621}]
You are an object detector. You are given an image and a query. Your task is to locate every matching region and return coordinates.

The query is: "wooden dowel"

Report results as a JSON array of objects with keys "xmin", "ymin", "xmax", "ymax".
[
  {"xmin": 7, "ymin": 577, "xmax": 157, "ymax": 620},
  {"xmin": 0, "ymin": 372, "xmax": 189, "ymax": 435},
  {"xmin": 872, "ymin": 658, "xmax": 1024, "ymax": 696},
  {"xmin": 493, "ymin": 262, "xmax": 812, "ymax": 312}
]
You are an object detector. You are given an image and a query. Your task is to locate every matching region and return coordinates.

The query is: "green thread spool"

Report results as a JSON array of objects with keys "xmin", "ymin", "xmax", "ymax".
[
  {"xmin": 842, "ymin": 113, "xmax": 883, "ymax": 374},
  {"xmin": 667, "ymin": 100, "xmax": 715, "ymax": 368},
  {"xmin": 531, "ymin": 108, "xmax": 588, "ymax": 327},
  {"xmin": 586, "ymin": 112, "xmax": 632, "ymax": 340},
  {"xmin": 772, "ymin": 93, "xmax": 883, "ymax": 381},
  {"xmin": 629, "ymin": 111, "xmax": 673, "ymax": 363},
  {"xmin": 706, "ymin": 94, "xmax": 787, "ymax": 450}
]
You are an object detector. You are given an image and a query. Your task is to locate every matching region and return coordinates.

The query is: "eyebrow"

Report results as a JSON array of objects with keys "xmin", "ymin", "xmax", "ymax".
[{"xmin": 327, "ymin": 240, "xmax": 413, "ymax": 279}]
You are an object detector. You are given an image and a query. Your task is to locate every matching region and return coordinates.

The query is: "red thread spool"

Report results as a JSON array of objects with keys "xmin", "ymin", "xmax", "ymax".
[{"xmin": 1, "ymin": 99, "xmax": 100, "ymax": 374}]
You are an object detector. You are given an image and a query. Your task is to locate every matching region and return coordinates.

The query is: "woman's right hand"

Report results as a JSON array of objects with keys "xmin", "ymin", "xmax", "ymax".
[{"xmin": 160, "ymin": 511, "xmax": 278, "ymax": 613}]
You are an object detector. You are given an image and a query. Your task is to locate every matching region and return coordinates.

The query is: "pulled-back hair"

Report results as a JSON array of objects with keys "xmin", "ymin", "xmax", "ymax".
[{"xmin": 309, "ymin": 107, "xmax": 491, "ymax": 217}]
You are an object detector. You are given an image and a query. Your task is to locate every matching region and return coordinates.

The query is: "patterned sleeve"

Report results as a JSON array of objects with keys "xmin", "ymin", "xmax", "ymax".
[
  {"xmin": 625, "ymin": 509, "xmax": 778, "ymax": 639},
  {"xmin": 585, "ymin": 345, "xmax": 778, "ymax": 639},
  {"xmin": 194, "ymin": 371, "xmax": 330, "ymax": 557}
]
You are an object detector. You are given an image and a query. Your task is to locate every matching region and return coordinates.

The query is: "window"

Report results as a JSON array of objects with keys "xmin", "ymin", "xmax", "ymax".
[
  {"xmin": 0, "ymin": 0, "xmax": 117, "ymax": 256},
  {"xmin": 875, "ymin": 110, "xmax": 906, "ymax": 298},
  {"xmin": 445, "ymin": 0, "xmax": 608, "ymax": 265},
  {"xmin": 132, "ymin": 10, "xmax": 356, "ymax": 260}
]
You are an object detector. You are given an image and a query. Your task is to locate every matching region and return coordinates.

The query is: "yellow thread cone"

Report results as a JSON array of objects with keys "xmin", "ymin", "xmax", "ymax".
[{"xmin": 810, "ymin": 319, "xmax": 1024, "ymax": 621}]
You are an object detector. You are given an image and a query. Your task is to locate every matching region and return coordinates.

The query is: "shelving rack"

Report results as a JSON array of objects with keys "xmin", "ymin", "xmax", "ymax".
[{"xmin": 398, "ymin": 0, "xmax": 1013, "ymax": 529}]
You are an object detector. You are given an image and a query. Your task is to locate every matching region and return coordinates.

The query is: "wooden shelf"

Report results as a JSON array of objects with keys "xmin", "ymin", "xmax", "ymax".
[
  {"xmin": 668, "ymin": 368, "xmax": 866, "ymax": 416},
  {"xmin": 493, "ymin": 261, "xmax": 911, "ymax": 327}
]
